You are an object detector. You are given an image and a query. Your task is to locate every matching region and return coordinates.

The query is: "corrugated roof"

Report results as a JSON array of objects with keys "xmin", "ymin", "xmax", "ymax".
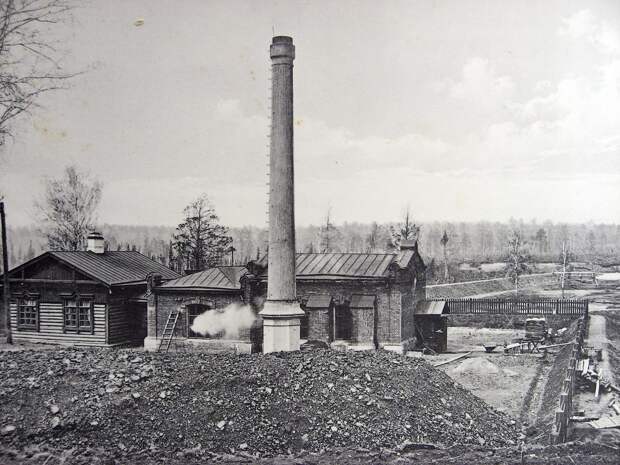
[
  {"xmin": 350, "ymin": 294, "xmax": 376, "ymax": 308},
  {"xmin": 160, "ymin": 266, "xmax": 247, "ymax": 290},
  {"xmin": 415, "ymin": 300, "xmax": 449, "ymax": 315},
  {"xmin": 269, "ymin": 253, "xmax": 397, "ymax": 278},
  {"xmin": 253, "ymin": 250, "xmax": 417, "ymax": 279},
  {"xmin": 304, "ymin": 294, "xmax": 333, "ymax": 308},
  {"xmin": 50, "ymin": 251, "xmax": 180, "ymax": 286}
]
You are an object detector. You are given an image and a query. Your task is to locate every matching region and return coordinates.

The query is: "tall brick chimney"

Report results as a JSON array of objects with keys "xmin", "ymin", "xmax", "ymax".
[{"xmin": 259, "ymin": 36, "xmax": 304, "ymax": 353}]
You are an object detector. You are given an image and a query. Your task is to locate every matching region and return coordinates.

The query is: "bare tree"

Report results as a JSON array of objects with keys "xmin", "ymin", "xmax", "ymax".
[
  {"xmin": 172, "ymin": 194, "xmax": 232, "ymax": 272},
  {"xmin": 390, "ymin": 206, "xmax": 420, "ymax": 250},
  {"xmin": 35, "ymin": 165, "xmax": 102, "ymax": 251},
  {"xmin": 0, "ymin": 0, "xmax": 75, "ymax": 148},
  {"xmin": 504, "ymin": 230, "xmax": 530, "ymax": 294},
  {"xmin": 559, "ymin": 240, "xmax": 573, "ymax": 298},
  {"xmin": 399, "ymin": 207, "xmax": 420, "ymax": 242},
  {"xmin": 440, "ymin": 230, "xmax": 449, "ymax": 282},
  {"xmin": 318, "ymin": 207, "xmax": 342, "ymax": 253}
]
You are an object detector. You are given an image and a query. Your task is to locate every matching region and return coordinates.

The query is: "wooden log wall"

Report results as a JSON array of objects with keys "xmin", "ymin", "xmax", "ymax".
[
  {"xmin": 9, "ymin": 302, "xmax": 107, "ymax": 346},
  {"xmin": 107, "ymin": 301, "xmax": 132, "ymax": 345}
]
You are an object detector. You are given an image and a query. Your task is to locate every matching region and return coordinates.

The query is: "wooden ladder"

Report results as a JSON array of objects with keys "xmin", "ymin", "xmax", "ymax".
[{"xmin": 158, "ymin": 310, "xmax": 180, "ymax": 352}]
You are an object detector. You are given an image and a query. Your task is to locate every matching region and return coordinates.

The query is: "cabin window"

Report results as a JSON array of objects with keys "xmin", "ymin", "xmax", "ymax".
[
  {"xmin": 17, "ymin": 298, "xmax": 39, "ymax": 330},
  {"xmin": 187, "ymin": 304, "xmax": 222, "ymax": 339},
  {"xmin": 63, "ymin": 297, "xmax": 93, "ymax": 333}
]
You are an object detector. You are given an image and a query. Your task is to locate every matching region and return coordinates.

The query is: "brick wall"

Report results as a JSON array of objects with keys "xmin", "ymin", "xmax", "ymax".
[
  {"xmin": 306, "ymin": 308, "xmax": 330, "ymax": 342},
  {"xmin": 350, "ymin": 307, "xmax": 374, "ymax": 344},
  {"xmin": 153, "ymin": 291, "xmax": 248, "ymax": 341},
  {"xmin": 280, "ymin": 280, "xmax": 402, "ymax": 345}
]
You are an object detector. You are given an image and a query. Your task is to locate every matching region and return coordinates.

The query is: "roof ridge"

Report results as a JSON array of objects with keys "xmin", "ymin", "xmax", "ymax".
[{"xmin": 296, "ymin": 252, "xmax": 396, "ymax": 255}]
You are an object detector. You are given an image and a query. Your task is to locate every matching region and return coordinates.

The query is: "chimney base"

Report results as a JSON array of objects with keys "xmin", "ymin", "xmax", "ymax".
[{"xmin": 260, "ymin": 300, "xmax": 305, "ymax": 353}]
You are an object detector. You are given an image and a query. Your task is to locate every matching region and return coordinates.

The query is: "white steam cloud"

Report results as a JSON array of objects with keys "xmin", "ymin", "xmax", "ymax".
[{"xmin": 190, "ymin": 304, "xmax": 256, "ymax": 339}]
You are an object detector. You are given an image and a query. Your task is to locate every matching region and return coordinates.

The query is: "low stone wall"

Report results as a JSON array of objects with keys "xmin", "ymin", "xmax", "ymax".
[{"xmin": 427, "ymin": 273, "xmax": 559, "ymax": 299}]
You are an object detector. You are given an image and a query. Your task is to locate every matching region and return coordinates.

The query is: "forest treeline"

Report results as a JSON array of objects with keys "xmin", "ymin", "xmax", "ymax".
[{"xmin": 4, "ymin": 220, "xmax": 619, "ymax": 283}]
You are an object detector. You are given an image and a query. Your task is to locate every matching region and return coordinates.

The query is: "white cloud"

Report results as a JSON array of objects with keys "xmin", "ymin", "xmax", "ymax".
[{"xmin": 559, "ymin": 9, "xmax": 620, "ymax": 54}]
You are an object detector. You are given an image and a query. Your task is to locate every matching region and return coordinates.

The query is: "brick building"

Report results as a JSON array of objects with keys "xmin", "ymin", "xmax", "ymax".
[
  {"xmin": 143, "ymin": 266, "xmax": 256, "ymax": 352},
  {"xmin": 146, "ymin": 241, "xmax": 426, "ymax": 352}
]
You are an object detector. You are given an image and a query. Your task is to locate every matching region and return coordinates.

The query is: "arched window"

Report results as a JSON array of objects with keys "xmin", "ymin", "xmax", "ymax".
[{"xmin": 186, "ymin": 304, "xmax": 222, "ymax": 339}]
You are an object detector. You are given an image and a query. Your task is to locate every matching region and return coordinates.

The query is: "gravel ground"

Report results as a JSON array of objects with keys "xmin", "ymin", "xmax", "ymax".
[
  {"xmin": 0, "ymin": 441, "xmax": 618, "ymax": 464},
  {"xmin": 0, "ymin": 348, "xmax": 519, "ymax": 458}
]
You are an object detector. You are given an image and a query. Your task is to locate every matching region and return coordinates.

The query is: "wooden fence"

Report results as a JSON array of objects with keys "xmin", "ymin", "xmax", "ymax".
[
  {"xmin": 551, "ymin": 317, "xmax": 587, "ymax": 444},
  {"xmin": 429, "ymin": 298, "xmax": 588, "ymax": 316}
]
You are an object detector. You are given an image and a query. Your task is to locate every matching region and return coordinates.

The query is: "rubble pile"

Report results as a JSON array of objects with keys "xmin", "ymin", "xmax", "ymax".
[{"xmin": 0, "ymin": 349, "xmax": 518, "ymax": 456}]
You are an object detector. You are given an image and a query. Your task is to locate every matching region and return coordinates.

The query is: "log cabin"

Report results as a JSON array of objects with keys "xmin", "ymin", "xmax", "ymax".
[{"xmin": 0, "ymin": 232, "xmax": 179, "ymax": 347}]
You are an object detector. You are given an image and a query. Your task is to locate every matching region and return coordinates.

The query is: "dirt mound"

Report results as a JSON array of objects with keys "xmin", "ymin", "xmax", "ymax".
[
  {"xmin": 0, "ymin": 349, "xmax": 518, "ymax": 456},
  {"xmin": 452, "ymin": 357, "xmax": 502, "ymax": 376}
]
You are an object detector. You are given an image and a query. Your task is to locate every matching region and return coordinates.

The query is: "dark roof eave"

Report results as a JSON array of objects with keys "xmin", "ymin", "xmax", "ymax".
[
  {"xmin": 155, "ymin": 286, "xmax": 241, "ymax": 293},
  {"xmin": 256, "ymin": 275, "xmax": 390, "ymax": 282},
  {"xmin": 110, "ymin": 280, "xmax": 149, "ymax": 287}
]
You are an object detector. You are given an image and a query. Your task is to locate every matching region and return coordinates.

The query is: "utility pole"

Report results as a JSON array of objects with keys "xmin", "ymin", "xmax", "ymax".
[{"xmin": 1, "ymin": 202, "xmax": 11, "ymax": 343}]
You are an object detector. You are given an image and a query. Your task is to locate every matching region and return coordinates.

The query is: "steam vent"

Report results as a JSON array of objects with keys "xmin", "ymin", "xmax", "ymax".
[{"xmin": 259, "ymin": 36, "xmax": 305, "ymax": 353}]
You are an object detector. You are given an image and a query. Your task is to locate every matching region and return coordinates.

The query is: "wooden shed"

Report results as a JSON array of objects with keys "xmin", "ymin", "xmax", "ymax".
[{"xmin": 414, "ymin": 300, "xmax": 450, "ymax": 353}]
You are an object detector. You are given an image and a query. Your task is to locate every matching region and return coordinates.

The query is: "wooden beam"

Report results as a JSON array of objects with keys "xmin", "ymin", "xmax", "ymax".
[{"xmin": 433, "ymin": 351, "xmax": 472, "ymax": 367}]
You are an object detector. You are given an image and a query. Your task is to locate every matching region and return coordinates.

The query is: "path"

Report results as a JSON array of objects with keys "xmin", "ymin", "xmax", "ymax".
[{"xmin": 576, "ymin": 312, "xmax": 613, "ymax": 418}]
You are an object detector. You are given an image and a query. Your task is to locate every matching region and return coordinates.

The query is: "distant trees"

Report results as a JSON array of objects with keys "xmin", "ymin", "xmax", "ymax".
[
  {"xmin": 504, "ymin": 230, "xmax": 530, "ymax": 293},
  {"xmin": 35, "ymin": 165, "xmax": 102, "ymax": 251},
  {"xmin": 172, "ymin": 194, "xmax": 232, "ymax": 272},
  {"xmin": 533, "ymin": 228, "xmax": 548, "ymax": 256}
]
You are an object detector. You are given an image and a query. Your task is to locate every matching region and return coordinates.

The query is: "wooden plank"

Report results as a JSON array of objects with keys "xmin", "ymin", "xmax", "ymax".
[
  {"xmin": 433, "ymin": 351, "xmax": 472, "ymax": 367},
  {"xmin": 589, "ymin": 416, "xmax": 620, "ymax": 429}
]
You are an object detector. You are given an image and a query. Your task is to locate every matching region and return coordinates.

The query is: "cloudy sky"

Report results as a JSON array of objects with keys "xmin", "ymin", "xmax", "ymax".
[{"xmin": 2, "ymin": 0, "xmax": 620, "ymax": 227}]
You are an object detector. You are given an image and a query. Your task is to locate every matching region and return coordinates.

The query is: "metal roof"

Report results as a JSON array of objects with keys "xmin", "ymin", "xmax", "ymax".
[
  {"xmin": 49, "ymin": 251, "xmax": 180, "ymax": 286},
  {"xmin": 350, "ymin": 294, "xmax": 376, "ymax": 308},
  {"xmin": 415, "ymin": 300, "xmax": 450, "ymax": 315},
  {"xmin": 159, "ymin": 266, "xmax": 247, "ymax": 290},
  {"xmin": 256, "ymin": 253, "xmax": 401, "ymax": 279}
]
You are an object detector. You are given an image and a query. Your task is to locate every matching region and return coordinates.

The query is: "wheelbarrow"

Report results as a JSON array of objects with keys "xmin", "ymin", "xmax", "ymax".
[{"xmin": 482, "ymin": 344, "xmax": 498, "ymax": 353}]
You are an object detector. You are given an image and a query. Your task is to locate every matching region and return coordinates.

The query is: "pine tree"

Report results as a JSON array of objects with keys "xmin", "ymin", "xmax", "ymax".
[{"xmin": 172, "ymin": 194, "xmax": 232, "ymax": 272}]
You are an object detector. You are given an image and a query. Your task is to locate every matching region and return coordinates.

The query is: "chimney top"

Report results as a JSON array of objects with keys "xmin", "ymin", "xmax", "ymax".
[
  {"xmin": 270, "ymin": 35, "xmax": 295, "ymax": 62},
  {"xmin": 87, "ymin": 231, "xmax": 105, "ymax": 254},
  {"xmin": 399, "ymin": 240, "xmax": 418, "ymax": 251},
  {"xmin": 272, "ymin": 36, "xmax": 293, "ymax": 44}
]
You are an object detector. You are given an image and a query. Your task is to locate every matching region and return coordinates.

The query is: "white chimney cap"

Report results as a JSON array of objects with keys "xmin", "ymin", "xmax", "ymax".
[{"xmin": 87, "ymin": 231, "xmax": 105, "ymax": 254}]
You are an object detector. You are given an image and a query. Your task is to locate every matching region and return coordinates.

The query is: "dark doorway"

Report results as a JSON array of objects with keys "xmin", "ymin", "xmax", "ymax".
[
  {"xmin": 128, "ymin": 302, "xmax": 147, "ymax": 344},
  {"xmin": 334, "ymin": 304, "xmax": 352, "ymax": 340},
  {"xmin": 300, "ymin": 311, "xmax": 309, "ymax": 339}
]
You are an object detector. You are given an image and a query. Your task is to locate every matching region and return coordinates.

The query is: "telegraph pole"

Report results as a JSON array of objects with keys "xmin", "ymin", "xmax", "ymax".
[{"xmin": 0, "ymin": 202, "xmax": 11, "ymax": 343}]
